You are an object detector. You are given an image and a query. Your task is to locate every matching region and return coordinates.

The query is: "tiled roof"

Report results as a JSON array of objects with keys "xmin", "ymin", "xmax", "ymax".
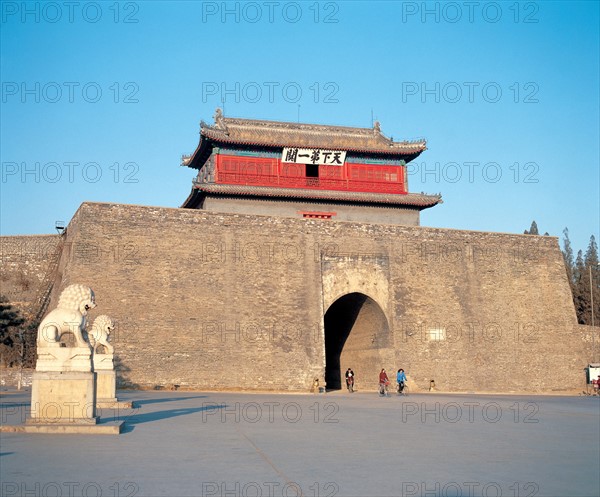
[
  {"xmin": 182, "ymin": 109, "xmax": 426, "ymax": 167},
  {"xmin": 188, "ymin": 182, "xmax": 442, "ymax": 209}
]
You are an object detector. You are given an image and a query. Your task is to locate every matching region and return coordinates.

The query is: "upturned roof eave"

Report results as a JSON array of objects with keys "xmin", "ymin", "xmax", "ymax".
[
  {"xmin": 187, "ymin": 182, "xmax": 442, "ymax": 210},
  {"xmin": 182, "ymin": 134, "xmax": 425, "ymax": 170},
  {"xmin": 181, "ymin": 136, "xmax": 213, "ymax": 169},
  {"xmin": 182, "ymin": 113, "xmax": 427, "ymax": 168},
  {"xmin": 203, "ymin": 130, "xmax": 426, "ymax": 156}
]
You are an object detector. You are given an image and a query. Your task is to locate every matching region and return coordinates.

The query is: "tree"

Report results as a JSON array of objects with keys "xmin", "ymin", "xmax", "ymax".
[
  {"xmin": 584, "ymin": 235, "xmax": 599, "ymax": 269},
  {"xmin": 0, "ymin": 296, "xmax": 39, "ymax": 369},
  {"xmin": 562, "ymin": 228, "xmax": 575, "ymax": 291},
  {"xmin": 15, "ymin": 321, "xmax": 38, "ymax": 369},
  {"xmin": 574, "ymin": 250, "xmax": 588, "ymax": 325},
  {"xmin": 0, "ymin": 296, "xmax": 26, "ymax": 367},
  {"xmin": 560, "ymin": 230, "xmax": 600, "ymax": 326},
  {"xmin": 583, "ymin": 235, "xmax": 599, "ymax": 326},
  {"xmin": 0, "ymin": 296, "xmax": 25, "ymax": 346}
]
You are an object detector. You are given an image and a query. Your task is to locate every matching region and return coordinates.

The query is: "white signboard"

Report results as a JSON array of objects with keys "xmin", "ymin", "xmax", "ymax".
[
  {"xmin": 589, "ymin": 364, "xmax": 600, "ymax": 383},
  {"xmin": 282, "ymin": 148, "xmax": 346, "ymax": 166}
]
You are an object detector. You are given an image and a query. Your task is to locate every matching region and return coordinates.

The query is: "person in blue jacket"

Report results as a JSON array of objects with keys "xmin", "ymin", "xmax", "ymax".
[{"xmin": 396, "ymin": 368, "xmax": 407, "ymax": 394}]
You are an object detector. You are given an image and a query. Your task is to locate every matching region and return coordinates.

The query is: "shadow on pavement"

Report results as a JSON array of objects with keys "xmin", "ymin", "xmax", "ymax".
[
  {"xmin": 127, "ymin": 396, "xmax": 208, "ymax": 406},
  {"xmin": 120, "ymin": 404, "xmax": 223, "ymax": 433},
  {"xmin": 0, "ymin": 402, "xmax": 29, "ymax": 408}
]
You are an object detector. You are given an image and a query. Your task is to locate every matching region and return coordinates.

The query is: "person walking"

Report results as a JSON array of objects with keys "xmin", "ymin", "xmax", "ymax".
[
  {"xmin": 345, "ymin": 368, "xmax": 355, "ymax": 392},
  {"xmin": 379, "ymin": 368, "xmax": 390, "ymax": 396}
]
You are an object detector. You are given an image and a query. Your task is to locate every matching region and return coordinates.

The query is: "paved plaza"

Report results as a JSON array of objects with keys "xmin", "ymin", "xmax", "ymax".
[{"xmin": 1, "ymin": 389, "xmax": 599, "ymax": 497}]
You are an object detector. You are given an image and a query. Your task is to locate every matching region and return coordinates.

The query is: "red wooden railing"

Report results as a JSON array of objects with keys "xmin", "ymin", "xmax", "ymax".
[{"xmin": 214, "ymin": 154, "xmax": 407, "ymax": 194}]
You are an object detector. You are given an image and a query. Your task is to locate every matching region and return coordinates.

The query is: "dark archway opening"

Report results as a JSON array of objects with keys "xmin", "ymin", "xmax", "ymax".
[
  {"xmin": 324, "ymin": 293, "xmax": 390, "ymax": 391},
  {"xmin": 324, "ymin": 293, "xmax": 366, "ymax": 390}
]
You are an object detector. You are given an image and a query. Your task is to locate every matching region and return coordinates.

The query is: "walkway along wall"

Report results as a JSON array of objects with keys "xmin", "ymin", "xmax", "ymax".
[{"xmin": 44, "ymin": 202, "xmax": 594, "ymax": 393}]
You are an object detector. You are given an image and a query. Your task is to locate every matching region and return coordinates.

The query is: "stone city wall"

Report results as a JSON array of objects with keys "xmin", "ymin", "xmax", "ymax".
[
  {"xmin": 6, "ymin": 202, "xmax": 594, "ymax": 393},
  {"xmin": 0, "ymin": 235, "xmax": 61, "ymax": 315}
]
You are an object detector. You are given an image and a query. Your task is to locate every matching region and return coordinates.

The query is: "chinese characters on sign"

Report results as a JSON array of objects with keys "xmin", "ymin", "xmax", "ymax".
[{"xmin": 282, "ymin": 148, "xmax": 347, "ymax": 166}]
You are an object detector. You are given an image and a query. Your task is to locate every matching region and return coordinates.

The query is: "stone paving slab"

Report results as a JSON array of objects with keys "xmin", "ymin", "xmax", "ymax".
[{"xmin": 1, "ymin": 389, "xmax": 599, "ymax": 497}]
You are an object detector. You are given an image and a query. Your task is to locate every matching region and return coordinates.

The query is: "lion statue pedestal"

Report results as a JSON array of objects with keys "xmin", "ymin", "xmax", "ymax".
[
  {"xmin": 36, "ymin": 347, "xmax": 94, "ymax": 372},
  {"xmin": 29, "ymin": 284, "xmax": 99, "ymax": 426},
  {"xmin": 94, "ymin": 358, "xmax": 117, "ymax": 407},
  {"xmin": 90, "ymin": 315, "xmax": 118, "ymax": 407}
]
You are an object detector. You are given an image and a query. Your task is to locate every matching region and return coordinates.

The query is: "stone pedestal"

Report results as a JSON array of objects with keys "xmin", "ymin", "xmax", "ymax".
[
  {"xmin": 28, "ymin": 371, "xmax": 97, "ymax": 424},
  {"xmin": 36, "ymin": 346, "xmax": 93, "ymax": 372},
  {"xmin": 96, "ymin": 370, "xmax": 117, "ymax": 405},
  {"xmin": 29, "ymin": 345, "xmax": 98, "ymax": 425},
  {"xmin": 93, "ymin": 352, "xmax": 118, "ymax": 407}
]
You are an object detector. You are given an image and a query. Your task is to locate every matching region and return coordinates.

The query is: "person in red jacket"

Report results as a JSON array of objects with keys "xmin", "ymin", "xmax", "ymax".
[{"xmin": 379, "ymin": 368, "xmax": 390, "ymax": 396}]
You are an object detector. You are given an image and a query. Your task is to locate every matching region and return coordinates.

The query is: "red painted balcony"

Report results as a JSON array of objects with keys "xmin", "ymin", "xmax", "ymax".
[{"xmin": 214, "ymin": 154, "xmax": 407, "ymax": 195}]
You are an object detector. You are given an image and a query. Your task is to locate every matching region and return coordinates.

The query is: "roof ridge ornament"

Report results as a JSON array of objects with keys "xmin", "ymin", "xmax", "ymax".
[
  {"xmin": 214, "ymin": 107, "xmax": 227, "ymax": 131},
  {"xmin": 181, "ymin": 154, "xmax": 192, "ymax": 166}
]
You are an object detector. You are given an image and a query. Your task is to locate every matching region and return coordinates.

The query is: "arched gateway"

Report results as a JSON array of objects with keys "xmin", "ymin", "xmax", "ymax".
[{"xmin": 324, "ymin": 293, "xmax": 391, "ymax": 390}]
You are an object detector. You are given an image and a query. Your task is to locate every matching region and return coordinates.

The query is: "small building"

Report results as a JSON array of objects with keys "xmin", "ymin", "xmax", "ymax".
[{"xmin": 181, "ymin": 109, "xmax": 441, "ymax": 225}]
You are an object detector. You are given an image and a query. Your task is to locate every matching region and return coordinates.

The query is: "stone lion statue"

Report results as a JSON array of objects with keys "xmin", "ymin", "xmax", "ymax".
[
  {"xmin": 37, "ymin": 284, "xmax": 96, "ymax": 348},
  {"xmin": 88, "ymin": 315, "xmax": 115, "ymax": 354}
]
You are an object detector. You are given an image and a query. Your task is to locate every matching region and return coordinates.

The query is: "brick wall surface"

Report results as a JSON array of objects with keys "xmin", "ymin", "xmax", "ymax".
[
  {"xmin": 0, "ymin": 235, "xmax": 61, "ymax": 315},
  {"xmin": 0, "ymin": 367, "xmax": 33, "ymax": 387},
  {"xmin": 6, "ymin": 202, "xmax": 596, "ymax": 393}
]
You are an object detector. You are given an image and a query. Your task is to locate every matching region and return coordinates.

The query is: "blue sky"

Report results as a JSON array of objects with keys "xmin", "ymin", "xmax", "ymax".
[{"xmin": 1, "ymin": 0, "xmax": 598, "ymax": 254}]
